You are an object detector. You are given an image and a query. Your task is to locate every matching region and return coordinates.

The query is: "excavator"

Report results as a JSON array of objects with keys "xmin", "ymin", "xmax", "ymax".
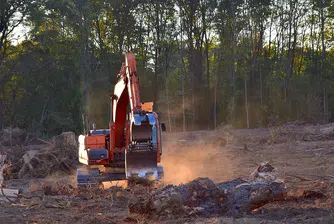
[{"xmin": 77, "ymin": 52, "xmax": 165, "ymax": 187}]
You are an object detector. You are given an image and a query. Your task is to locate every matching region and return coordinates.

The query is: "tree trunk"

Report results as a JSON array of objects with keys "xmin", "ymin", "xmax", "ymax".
[
  {"xmin": 320, "ymin": 0, "xmax": 328, "ymax": 123},
  {"xmin": 95, "ymin": 19, "xmax": 105, "ymax": 60},
  {"xmin": 259, "ymin": 23, "xmax": 264, "ymax": 119},
  {"xmin": 80, "ymin": 41, "xmax": 89, "ymax": 114},
  {"xmin": 214, "ymin": 51, "xmax": 219, "ymax": 129},
  {"xmin": 165, "ymin": 49, "xmax": 172, "ymax": 133},
  {"xmin": 205, "ymin": 31, "xmax": 211, "ymax": 129},
  {"xmin": 79, "ymin": 7, "xmax": 92, "ymax": 114},
  {"xmin": 243, "ymin": 6, "xmax": 250, "ymax": 129},
  {"xmin": 230, "ymin": 9, "xmax": 237, "ymax": 125},
  {"xmin": 153, "ymin": 3, "xmax": 160, "ymax": 105},
  {"xmin": 244, "ymin": 39, "xmax": 250, "ymax": 129},
  {"xmin": 182, "ymin": 59, "xmax": 186, "ymax": 133}
]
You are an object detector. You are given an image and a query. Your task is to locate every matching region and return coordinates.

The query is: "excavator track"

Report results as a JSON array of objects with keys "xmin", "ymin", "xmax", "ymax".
[{"xmin": 77, "ymin": 167, "xmax": 127, "ymax": 189}]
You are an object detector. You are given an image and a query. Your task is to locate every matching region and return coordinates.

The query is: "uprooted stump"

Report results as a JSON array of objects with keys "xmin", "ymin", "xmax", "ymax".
[
  {"xmin": 218, "ymin": 162, "xmax": 286, "ymax": 215},
  {"xmin": 128, "ymin": 178, "xmax": 223, "ymax": 218},
  {"xmin": 128, "ymin": 162, "xmax": 286, "ymax": 218},
  {"xmin": 17, "ymin": 132, "xmax": 78, "ymax": 179}
]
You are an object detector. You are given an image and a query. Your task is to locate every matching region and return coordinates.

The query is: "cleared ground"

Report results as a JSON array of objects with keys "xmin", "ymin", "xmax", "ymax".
[{"xmin": 1, "ymin": 124, "xmax": 334, "ymax": 223}]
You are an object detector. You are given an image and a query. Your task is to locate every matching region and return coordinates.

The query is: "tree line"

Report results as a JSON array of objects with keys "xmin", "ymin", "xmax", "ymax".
[{"xmin": 0, "ymin": 0, "xmax": 334, "ymax": 136}]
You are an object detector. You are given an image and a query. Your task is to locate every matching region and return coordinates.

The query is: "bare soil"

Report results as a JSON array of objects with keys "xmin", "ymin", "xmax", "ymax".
[{"xmin": 2, "ymin": 124, "xmax": 334, "ymax": 223}]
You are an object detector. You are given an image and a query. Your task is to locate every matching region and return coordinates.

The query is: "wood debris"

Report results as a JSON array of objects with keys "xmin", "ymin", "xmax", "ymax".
[{"xmin": 128, "ymin": 162, "xmax": 286, "ymax": 218}]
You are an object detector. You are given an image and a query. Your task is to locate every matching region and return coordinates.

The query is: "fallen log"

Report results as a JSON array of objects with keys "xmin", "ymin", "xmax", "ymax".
[{"xmin": 128, "ymin": 162, "xmax": 286, "ymax": 218}]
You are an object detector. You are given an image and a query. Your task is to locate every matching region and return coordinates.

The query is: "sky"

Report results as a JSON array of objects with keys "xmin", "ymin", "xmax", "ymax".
[
  {"xmin": 9, "ymin": 11, "xmax": 30, "ymax": 45},
  {"xmin": 11, "ymin": 24, "xmax": 29, "ymax": 45}
]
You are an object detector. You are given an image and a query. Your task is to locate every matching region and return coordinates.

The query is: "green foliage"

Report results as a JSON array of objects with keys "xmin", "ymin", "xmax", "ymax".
[{"xmin": 1, "ymin": 0, "xmax": 334, "ymax": 135}]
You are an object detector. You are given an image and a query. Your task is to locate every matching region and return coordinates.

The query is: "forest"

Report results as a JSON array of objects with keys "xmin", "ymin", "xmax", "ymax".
[{"xmin": 0, "ymin": 0, "xmax": 334, "ymax": 135}]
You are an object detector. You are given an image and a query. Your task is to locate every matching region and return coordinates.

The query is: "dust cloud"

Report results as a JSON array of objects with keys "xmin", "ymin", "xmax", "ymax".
[{"xmin": 160, "ymin": 131, "xmax": 237, "ymax": 185}]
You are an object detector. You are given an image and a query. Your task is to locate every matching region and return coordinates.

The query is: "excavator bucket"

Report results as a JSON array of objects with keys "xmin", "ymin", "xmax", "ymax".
[{"xmin": 125, "ymin": 150, "xmax": 160, "ymax": 180}]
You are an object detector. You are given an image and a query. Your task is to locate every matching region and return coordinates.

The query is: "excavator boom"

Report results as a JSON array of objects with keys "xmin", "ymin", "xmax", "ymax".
[{"xmin": 114, "ymin": 52, "xmax": 163, "ymax": 179}]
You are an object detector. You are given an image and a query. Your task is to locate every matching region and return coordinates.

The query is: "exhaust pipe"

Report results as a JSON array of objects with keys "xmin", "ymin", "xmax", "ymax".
[{"xmin": 82, "ymin": 113, "xmax": 90, "ymax": 136}]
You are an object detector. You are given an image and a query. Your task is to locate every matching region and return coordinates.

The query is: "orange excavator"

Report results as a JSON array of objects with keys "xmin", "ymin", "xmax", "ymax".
[{"xmin": 77, "ymin": 52, "xmax": 165, "ymax": 186}]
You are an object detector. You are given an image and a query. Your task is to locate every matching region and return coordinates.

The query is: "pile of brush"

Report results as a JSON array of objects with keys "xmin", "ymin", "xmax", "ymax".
[
  {"xmin": 0, "ymin": 132, "xmax": 78, "ymax": 179},
  {"xmin": 17, "ymin": 132, "xmax": 78, "ymax": 179}
]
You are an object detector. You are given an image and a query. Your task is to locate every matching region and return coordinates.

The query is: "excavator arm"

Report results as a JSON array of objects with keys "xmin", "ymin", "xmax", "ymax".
[
  {"xmin": 112, "ymin": 52, "xmax": 146, "ymax": 148},
  {"xmin": 112, "ymin": 52, "xmax": 163, "ymax": 179},
  {"xmin": 113, "ymin": 52, "xmax": 141, "ymax": 118}
]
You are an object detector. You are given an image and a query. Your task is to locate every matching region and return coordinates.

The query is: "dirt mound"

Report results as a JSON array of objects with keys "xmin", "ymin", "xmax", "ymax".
[
  {"xmin": 128, "ymin": 163, "xmax": 286, "ymax": 219},
  {"xmin": 129, "ymin": 177, "xmax": 224, "ymax": 218},
  {"xmin": 268, "ymin": 123, "xmax": 334, "ymax": 144}
]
